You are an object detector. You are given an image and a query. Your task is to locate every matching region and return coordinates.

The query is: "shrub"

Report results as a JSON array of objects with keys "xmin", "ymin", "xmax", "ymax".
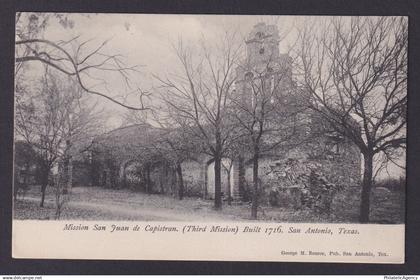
[{"xmin": 374, "ymin": 176, "xmax": 405, "ymax": 192}]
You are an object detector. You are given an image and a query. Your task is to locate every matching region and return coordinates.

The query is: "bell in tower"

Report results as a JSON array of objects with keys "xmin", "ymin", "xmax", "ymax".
[
  {"xmin": 234, "ymin": 22, "xmax": 293, "ymax": 107},
  {"xmin": 245, "ymin": 22, "xmax": 280, "ymax": 66}
]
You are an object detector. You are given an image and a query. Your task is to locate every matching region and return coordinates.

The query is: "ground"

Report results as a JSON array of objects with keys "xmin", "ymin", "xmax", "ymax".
[{"xmin": 13, "ymin": 185, "xmax": 405, "ymax": 223}]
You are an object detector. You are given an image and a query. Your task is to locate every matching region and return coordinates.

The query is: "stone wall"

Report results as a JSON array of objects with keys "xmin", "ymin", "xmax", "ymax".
[
  {"xmin": 236, "ymin": 134, "xmax": 361, "ymax": 209},
  {"xmin": 182, "ymin": 160, "xmax": 205, "ymax": 197}
]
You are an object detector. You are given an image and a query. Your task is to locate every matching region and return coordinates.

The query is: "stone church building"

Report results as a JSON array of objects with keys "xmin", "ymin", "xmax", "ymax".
[{"xmin": 89, "ymin": 23, "xmax": 361, "ymax": 207}]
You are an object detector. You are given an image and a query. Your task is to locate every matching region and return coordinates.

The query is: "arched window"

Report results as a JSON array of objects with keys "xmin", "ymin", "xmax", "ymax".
[
  {"xmin": 255, "ymin": 32, "xmax": 264, "ymax": 39},
  {"xmin": 245, "ymin": 72, "xmax": 254, "ymax": 81}
]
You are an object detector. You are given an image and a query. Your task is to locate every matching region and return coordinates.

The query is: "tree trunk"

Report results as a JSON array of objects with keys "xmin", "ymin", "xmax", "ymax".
[
  {"xmin": 24, "ymin": 162, "xmax": 30, "ymax": 185},
  {"xmin": 170, "ymin": 168, "xmax": 176, "ymax": 196},
  {"xmin": 251, "ymin": 145, "xmax": 260, "ymax": 219},
  {"xmin": 145, "ymin": 165, "xmax": 151, "ymax": 194},
  {"xmin": 40, "ymin": 170, "xmax": 49, "ymax": 207},
  {"xmin": 238, "ymin": 156, "xmax": 245, "ymax": 201},
  {"xmin": 55, "ymin": 170, "xmax": 63, "ymax": 220},
  {"xmin": 214, "ymin": 154, "xmax": 222, "ymax": 210},
  {"xmin": 203, "ymin": 162, "xmax": 208, "ymax": 199},
  {"xmin": 122, "ymin": 163, "xmax": 127, "ymax": 189},
  {"xmin": 176, "ymin": 163, "xmax": 184, "ymax": 200},
  {"xmin": 360, "ymin": 152, "xmax": 373, "ymax": 223},
  {"xmin": 109, "ymin": 166, "xmax": 117, "ymax": 189},
  {"xmin": 160, "ymin": 164, "xmax": 167, "ymax": 194},
  {"xmin": 67, "ymin": 158, "xmax": 72, "ymax": 191},
  {"xmin": 62, "ymin": 156, "xmax": 70, "ymax": 194},
  {"xmin": 226, "ymin": 166, "xmax": 232, "ymax": 206}
]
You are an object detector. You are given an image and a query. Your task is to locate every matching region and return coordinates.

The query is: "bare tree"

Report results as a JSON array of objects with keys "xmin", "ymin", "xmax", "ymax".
[
  {"xmin": 15, "ymin": 67, "xmax": 101, "ymax": 208},
  {"xmin": 156, "ymin": 129, "xmax": 199, "ymax": 200},
  {"xmin": 155, "ymin": 33, "xmax": 243, "ymax": 209},
  {"xmin": 295, "ymin": 17, "xmax": 407, "ymax": 223},
  {"xmin": 230, "ymin": 50, "xmax": 307, "ymax": 219},
  {"xmin": 15, "ymin": 12, "xmax": 149, "ymax": 111}
]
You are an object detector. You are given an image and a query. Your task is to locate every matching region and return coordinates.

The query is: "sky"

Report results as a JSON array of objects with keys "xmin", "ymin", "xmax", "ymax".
[
  {"xmin": 18, "ymin": 13, "xmax": 406, "ymax": 179},
  {"xmin": 38, "ymin": 14, "xmax": 297, "ymax": 128}
]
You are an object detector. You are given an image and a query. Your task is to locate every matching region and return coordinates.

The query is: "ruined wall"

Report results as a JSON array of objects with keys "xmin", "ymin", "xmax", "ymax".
[
  {"xmin": 273, "ymin": 139, "xmax": 360, "ymax": 187},
  {"xmin": 149, "ymin": 164, "xmax": 176, "ymax": 195},
  {"xmin": 243, "ymin": 158, "xmax": 272, "ymax": 190},
  {"xmin": 304, "ymin": 136, "xmax": 361, "ymax": 187},
  {"xmin": 181, "ymin": 160, "xmax": 205, "ymax": 197},
  {"xmin": 238, "ymin": 134, "xmax": 361, "ymax": 207}
]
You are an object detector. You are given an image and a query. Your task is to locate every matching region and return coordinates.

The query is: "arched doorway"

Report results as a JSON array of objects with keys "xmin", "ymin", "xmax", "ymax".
[
  {"xmin": 119, "ymin": 159, "xmax": 142, "ymax": 189},
  {"xmin": 206, "ymin": 158, "xmax": 234, "ymax": 200}
]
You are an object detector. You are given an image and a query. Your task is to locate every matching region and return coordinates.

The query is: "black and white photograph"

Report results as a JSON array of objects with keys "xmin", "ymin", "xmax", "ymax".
[{"xmin": 13, "ymin": 14, "xmax": 407, "ymax": 225}]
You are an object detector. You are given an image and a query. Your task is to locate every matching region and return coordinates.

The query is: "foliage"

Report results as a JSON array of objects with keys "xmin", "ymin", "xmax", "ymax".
[
  {"xmin": 14, "ymin": 140, "xmax": 38, "ymax": 168},
  {"xmin": 14, "ymin": 140, "xmax": 38, "ymax": 201},
  {"xmin": 374, "ymin": 176, "xmax": 405, "ymax": 192}
]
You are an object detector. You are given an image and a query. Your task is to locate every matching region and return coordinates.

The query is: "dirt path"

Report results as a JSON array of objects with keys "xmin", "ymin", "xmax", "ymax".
[
  {"xmin": 15, "ymin": 185, "xmax": 405, "ymax": 223},
  {"xmin": 69, "ymin": 200, "xmax": 242, "ymax": 221},
  {"xmin": 22, "ymin": 194, "xmax": 245, "ymax": 221}
]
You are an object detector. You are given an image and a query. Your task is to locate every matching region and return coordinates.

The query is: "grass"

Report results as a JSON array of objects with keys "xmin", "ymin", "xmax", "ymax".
[{"xmin": 13, "ymin": 184, "xmax": 405, "ymax": 223}]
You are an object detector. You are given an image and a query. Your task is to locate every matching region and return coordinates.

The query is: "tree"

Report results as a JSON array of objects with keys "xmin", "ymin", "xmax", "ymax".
[
  {"xmin": 155, "ymin": 34, "xmax": 243, "ymax": 209},
  {"xmin": 230, "ymin": 50, "xmax": 306, "ymax": 219},
  {"xmin": 15, "ymin": 68, "xmax": 100, "ymax": 207},
  {"xmin": 15, "ymin": 12, "xmax": 149, "ymax": 111},
  {"xmin": 125, "ymin": 92, "xmax": 213, "ymax": 200},
  {"xmin": 14, "ymin": 140, "xmax": 38, "ymax": 201},
  {"xmin": 153, "ymin": 128, "xmax": 197, "ymax": 200},
  {"xmin": 295, "ymin": 17, "xmax": 407, "ymax": 223},
  {"xmin": 221, "ymin": 154, "xmax": 234, "ymax": 205},
  {"xmin": 150, "ymin": 127, "xmax": 199, "ymax": 200}
]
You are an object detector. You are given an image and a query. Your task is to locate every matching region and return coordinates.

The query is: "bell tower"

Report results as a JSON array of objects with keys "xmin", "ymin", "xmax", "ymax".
[
  {"xmin": 231, "ymin": 22, "xmax": 293, "ymax": 201},
  {"xmin": 245, "ymin": 22, "xmax": 280, "ymax": 66},
  {"xmin": 235, "ymin": 22, "xmax": 292, "ymax": 93}
]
